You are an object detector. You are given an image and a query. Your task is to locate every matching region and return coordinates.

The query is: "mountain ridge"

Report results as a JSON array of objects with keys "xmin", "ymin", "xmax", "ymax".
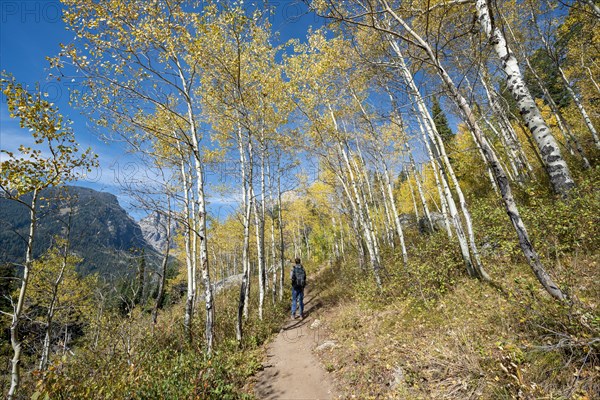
[{"xmin": 0, "ymin": 185, "xmax": 158, "ymax": 277}]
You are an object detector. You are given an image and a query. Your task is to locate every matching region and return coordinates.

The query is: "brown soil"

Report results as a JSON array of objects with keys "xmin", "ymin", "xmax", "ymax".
[{"xmin": 254, "ymin": 289, "xmax": 337, "ymax": 400}]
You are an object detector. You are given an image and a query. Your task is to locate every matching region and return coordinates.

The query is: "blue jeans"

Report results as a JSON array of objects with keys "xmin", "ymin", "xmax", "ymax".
[{"xmin": 291, "ymin": 286, "xmax": 304, "ymax": 316}]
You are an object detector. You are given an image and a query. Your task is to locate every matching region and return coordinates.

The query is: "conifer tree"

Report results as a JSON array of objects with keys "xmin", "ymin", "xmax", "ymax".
[{"xmin": 431, "ymin": 96, "xmax": 454, "ymax": 145}]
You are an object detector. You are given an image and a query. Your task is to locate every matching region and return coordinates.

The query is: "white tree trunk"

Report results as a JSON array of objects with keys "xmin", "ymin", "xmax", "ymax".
[
  {"xmin": 39, "ymin": 234, "xmax": 71, "ymax": 371},
  {"xmin": 236, "ymin": 126, "xmax": 252, "ymax": 341},
  {"xmin": 350, "ymin": 150, "xmax": 383, "ymax": 266},
  {"xmin": 557, "ymin": 62, "xmax": 600, "ymax": 148},
  {"xmin": 152, "ymin": 208, "xmax": 171, "ymax": 325},
  {"xmin": 250, "ymin": 141, "xmax": 266, "ymax": 321},
  {"xmin": 405, "ymin": 165, "xmax": 420, "ymax": 222},
  {"xmin": 177, "ymin": 149, "xmax": 196, "ymax": 340},
  {"xmin": 377, "ymin": 170, "xmax": 396, "ymax": 248},
  {"xmin": 521, "ymin": 51, "xmax": 591, "ymax": 168},
  {"xmin": 407, "ymin": 143, "xmax": 433, "ymax": 229},
  {"xmin": 581, "ymin": 54, "xmax": 600, "ymax": 95},
  {"xmin": 382, "ymin": 2, "xmax": 565, "ymax": 298},
  {"xmin": 341, "ymin": 143, "xmax": 382, "ymax": 286},
  {"xmin": 475, "ymin": 0, "xmax": 575, "ymax": 196},
  {"xmin": 8, "ymin": 190, "xmax": 38, "ymax": 400},
  {"xmin": 480, "ymin": 74, "xmax": 533, "ymax": 179},
  {"xmin": 530, "ymin": 12, "xmax": 600, "ymax": 150},
  {"xmin": 277, "ymin": 170, "xmax": 285, "ymax": 302},
  {"xmin": 456, "ymin": 67, "xmax": 503, "ymax": 192},
  {"xmin": 394, "ymin": 45, "xmax": 479, "ymax": 277},
  {"xmin": 580, "ymin": 0, "xmax": 600, "ymax": 19},
  {"xmin": 382, "ymin": 162, "xmax": 409, "ymax": 264},
  {"xmin": 413, "ymin": 109, "xmax": 452, "ymax": 240}
]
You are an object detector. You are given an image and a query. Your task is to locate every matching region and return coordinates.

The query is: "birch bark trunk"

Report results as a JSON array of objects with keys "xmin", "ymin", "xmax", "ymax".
[
  {"xmin": 382, "ymin": 163, "xmax": 409, "ymax": 264},
  {"xmin": 413, "ymin": 109, "xmax": 452, "ymax": 239},
  {"xmin": 406, "ymin": 143, "xmax": 433, "ymax": 230},
  {"xmin": 480, "ymin": 73, "xmax": 533, "ymax": 179},
  {"xmin": 333, "ymin": 147, "xmax": 373, "ymax": 276},
  {"xmin": 406, "ymin": 166, "xmax": 420, "ymax": 221},
  {"xmin": 394, "ymin": 45, "xmax": 481, "ymax": 278},
  {"xmin": 277, "ymin": 170, "xmax": 285, "ymax": 302},
  {"xmin": 251, "ymin": 142, "xmax": 266, "ymax": 321},
  {"xmin": 521, "ymin": 50, "xmax": 590, "ymax": 167},
  {"xmin": 237, "ymin": 126, "xmax": 252, "ymax": 341},
  {"xmin": 475, "ymin": 0, "xmax": 575, "ymax": 196},
  {"xmin": 178, "ymin": 150, "xmax": 195, "ymax": 340},
  {"xmin": 381, "ymin": 0, "xmax": 565, "ymax": 298},
  {"xmin": 341, "ymin": 143, "xmax": 382, "ymax": 286},
  {"xmin": 39, "ymin": 210, "xmax": 73, "ymax": 371},
  {"xmin": 152, "ymin": 222, "xmax": 170, "ymax": 325},
  {"xmin": 267, "ymin": 162, "xmax": 277, "ymax": 304},
  {"xmin": 530, "ymin": 11, "xmax": 600, "ymax": 149},
  {"xmin": 8, "ymin": 189, "xmax": 37, "ymax": 400},
  {"xmin": 377, "ymin": 170, "xmax": 396, "ymax": 248}
]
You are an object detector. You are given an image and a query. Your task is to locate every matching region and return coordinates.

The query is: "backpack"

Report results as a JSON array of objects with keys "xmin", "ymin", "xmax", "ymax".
[{"xmin": 292, "ymin": 265, "xmax": 306, "ymax": 289}]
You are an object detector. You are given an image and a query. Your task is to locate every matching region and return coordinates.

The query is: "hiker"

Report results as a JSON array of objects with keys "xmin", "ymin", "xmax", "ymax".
[{"xmin": 290, "ymin": 258, "xmax": 306, "ymax": 319}]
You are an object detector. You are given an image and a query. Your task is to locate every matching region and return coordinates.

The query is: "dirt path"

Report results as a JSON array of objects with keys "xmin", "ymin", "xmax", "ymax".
[{"xmin": 254, "ymin": 289, "xmax": 337, "ymax": 400}]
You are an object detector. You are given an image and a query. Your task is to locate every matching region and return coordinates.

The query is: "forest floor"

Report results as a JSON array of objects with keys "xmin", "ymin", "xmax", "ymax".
[{"xmin": 253, "ymin": 285, "xmax": 338, "ymax": 400}]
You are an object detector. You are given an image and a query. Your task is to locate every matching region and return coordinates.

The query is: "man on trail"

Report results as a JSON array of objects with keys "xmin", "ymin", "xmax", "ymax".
[{"xmin": 290, "ymin": 258, "xmax": 306, "ymax": 319}]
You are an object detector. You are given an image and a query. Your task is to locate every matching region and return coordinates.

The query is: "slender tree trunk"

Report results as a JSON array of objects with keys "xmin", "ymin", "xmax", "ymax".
[
  {"xmin": 252, "ymin": 184, "xmax": 266, "ymax": 321},
  {"xmin": 381, "ymin": 3, "xmax": 565, "ymax": 298},
  {"xmin": 377, "ymin": 170, "xmax": 396, "ymax": 248},
  {"xmin": 382, "ymin": 161, "xmax": 409, "ymax": 264},
  {"xmin": 530, "ymin": 11, "xmax": 600, "ymax": 149},
  {"xmin": 480, "ymin": 73, "xmax": 534, "ymax": 179},
  {"xmin": 407, "ymin": 143, "xmax": 433, "ymax": 230},
  {"xmin": 475, "ymin": 0, "xmax": 575, "ymax": 196},
  {"xmin": 179, "ymin": 152, "xmax": 195, "ymax": 340},
  {"xmin": 521, "ymin": 50, "xmax": 590, "ymax": 167},
  {"xmin": 253, "ymin": 136, "xmax": 267, "ymax": 320},
  {"xmin": 152, "ymin": 208, "xmax": 172, "ymax": 325},
  {"xmin": 394, "ymin": 46, "xmax": 479, "ymax": 277},
  {"xmin": 334, "ymin": 160, "xmax": 367, "ymax": 271},
  {"xmin": 556, "ymin": 60, "xmax": 600, "ymax": 149},
  {"xmin": 581, "ymin": 54, "xmax": 600, "ymax": 95},
  {"xmin": 349, "ymin": 149, "xmax": 383, "ymax": 267},
  {"xmin": 406, "ymin": 48, "xmax": 490, "ymax": 280},
  {"xmin": 237, "ymin": 126, "xmax": 252, "ymax": 341},
  {"xmin": 267, "ymin": 161, "xmax": 277, "ymax": 305},
  {"xmin": 412, "ymin": 110, "xmax": 452, "ymax": 240},
  {"xmin": 8, "ymin": 189, "xmax": 37, "ymax": 399},
  {"xmin": 457, "ymin": 67, "xmax": 503, "ymax": 192},
  {"xmin": 339, "ymin": 141, "xmax": 382, "ymax": 286},
  {"xmin": 405, "ymin": 165, "xmax": 420, "ymax": 222},
  {"xmin": 277, "ymin": 170, "xmax": 285, "ymax": 302},
  {"xmin": 40, "ymin": 215, "xmax": 76, "ymax": 372}
]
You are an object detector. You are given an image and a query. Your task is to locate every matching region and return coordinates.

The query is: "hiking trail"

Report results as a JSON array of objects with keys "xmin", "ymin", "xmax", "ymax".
[{"xmin": 254, "ymin": 288, "xmax": 337, "ymax": 400}]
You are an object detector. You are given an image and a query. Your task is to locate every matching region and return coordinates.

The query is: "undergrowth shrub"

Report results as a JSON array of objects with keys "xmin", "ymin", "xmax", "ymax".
[
  {"xmin": 316, "ymin": 167, "xmax": 599, "ymax": 399},
  {"xmin": 31, "ymin": 281, "xmax": 289, "ymax": 399}
]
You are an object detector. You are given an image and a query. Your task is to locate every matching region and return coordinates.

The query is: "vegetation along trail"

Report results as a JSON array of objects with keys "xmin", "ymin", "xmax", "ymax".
[{"xmin": 1, "ymin": 0, "xmax": 599, "ymax": 398}]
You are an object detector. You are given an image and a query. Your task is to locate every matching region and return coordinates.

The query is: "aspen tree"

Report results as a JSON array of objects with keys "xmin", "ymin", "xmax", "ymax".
[
  {"xmin": 314, "ymin": 0, "xmax": 566, "ymax": 298},
  {"xmin": 529, "ymin": 7, "xmax": 600, "ymax": 149},
  {"xmin": 1, "ymin": 75, "xmax": 96, "ymax": 399},
  {"xmin": 474, "ymin": 0, "xmax": 575, "ymax": 195},
  {"xmin": 58, "ymin": 0, "xmax": 216, "ymax": 350},
  {"xmin": 385, "ymin": 0, "xmax": 564, "ymax": 297}
]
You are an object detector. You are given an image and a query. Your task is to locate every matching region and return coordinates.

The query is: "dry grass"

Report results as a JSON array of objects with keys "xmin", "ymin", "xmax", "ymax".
[{"xmin": 310, "ymin": 252, "xmax": 600, "ymax": 400}]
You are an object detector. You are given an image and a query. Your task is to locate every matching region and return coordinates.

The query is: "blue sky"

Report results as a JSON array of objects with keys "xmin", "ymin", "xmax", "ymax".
[{"xmin": 0, "ymin": 0, "xmax": 323, "ymax": 219}]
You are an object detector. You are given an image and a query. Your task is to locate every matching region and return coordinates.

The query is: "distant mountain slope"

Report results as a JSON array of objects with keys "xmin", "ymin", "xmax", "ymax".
[
  {"xmin": 138, "ymin": 211, "xmax": 177, "ymax": 253},
  {"xmin": 0, "ymin": 186, "xmax": 155, "ymax": 277}
]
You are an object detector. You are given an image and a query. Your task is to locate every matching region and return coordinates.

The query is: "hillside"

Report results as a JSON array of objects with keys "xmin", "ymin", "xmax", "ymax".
[
  {"xmin": 2, "ymin": 0, "xmax": 600, "ymax": 399},
  {"xmin": 0, "ymin": 186, "xmax": 156, "ymax": 277}
]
